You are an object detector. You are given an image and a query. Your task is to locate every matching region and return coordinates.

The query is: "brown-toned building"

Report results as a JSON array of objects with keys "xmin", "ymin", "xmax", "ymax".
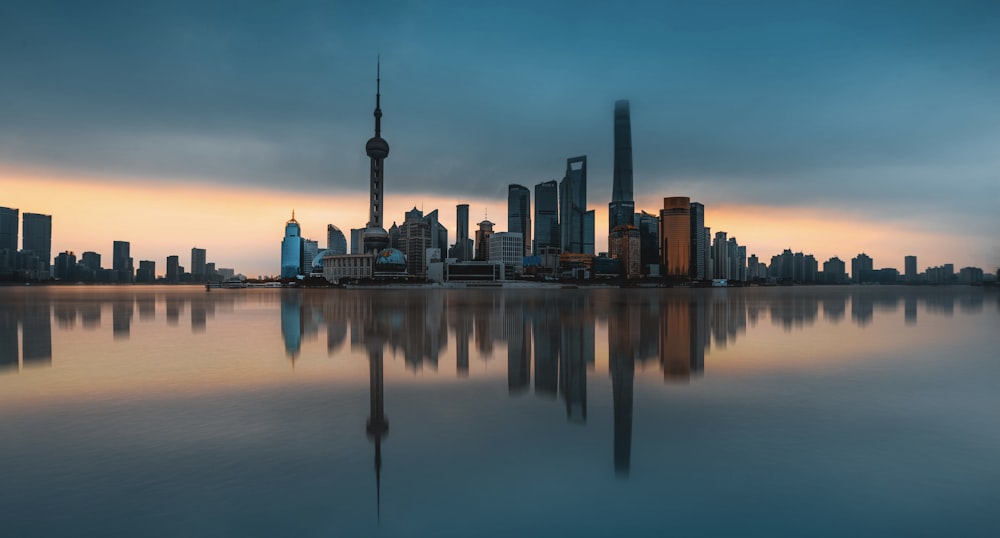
[{"xmin": 658, "ymin": 197, "xmax": 691, "ymax": 278}]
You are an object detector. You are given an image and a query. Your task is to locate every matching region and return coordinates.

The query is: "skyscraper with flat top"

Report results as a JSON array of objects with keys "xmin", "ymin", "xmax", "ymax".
[
  {"xmin": 507, "ymin": 184, "xmax": 531, "ymax": 256},
  {"xmin": 0, "ymin": 207, "xmax": 17, "ymax": 253},
  {"xmin": 22, "ymin": 213, "xmax": 52, "ymax": 272},
  {"xmin": 659, "ymin": 197, "xmax": 691, "ymax": 278},
  {"xmin": 533, "ymin": 181, "xmax": 559, "ymax": 254},
  {"xmin": 608, "ymin": 100, "xmax": 635, "ymax": 232},
  {"xmin": 455, "ymin": 204, "xmax": 470, "ymax": 261},
  {"xmin": 191, "ymin": 247, "xmax": 207, "ymax": 281},
  {"xmin": 560, "ymin": 156, "xmax": 594, "ymax": 254},
  {"xmin": 113, "ymin": 240, "xmax": 132, "ymax": 283}
]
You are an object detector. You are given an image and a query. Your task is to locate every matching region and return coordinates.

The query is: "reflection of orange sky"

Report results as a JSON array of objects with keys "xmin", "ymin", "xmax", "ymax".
[{"xmin": 2, "ymin": 165, "xmax": 987, "ymax": 275}]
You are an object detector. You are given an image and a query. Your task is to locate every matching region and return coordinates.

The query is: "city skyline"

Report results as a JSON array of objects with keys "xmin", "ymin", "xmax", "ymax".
[{"xmin": 2, "ymin": 1, "xmax": 998, "ymax": 276}]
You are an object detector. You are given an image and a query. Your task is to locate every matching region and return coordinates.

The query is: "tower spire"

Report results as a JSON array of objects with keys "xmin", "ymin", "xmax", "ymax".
[{"xmin": 374, "ymin": 55, "xmax": 382, "ymax": 138}]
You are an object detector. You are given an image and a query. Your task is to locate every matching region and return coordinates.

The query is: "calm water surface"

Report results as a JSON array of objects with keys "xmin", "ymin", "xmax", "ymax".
[{"xmin": 1, "ymin": 285, "xmax": 998, "ymax": 537}]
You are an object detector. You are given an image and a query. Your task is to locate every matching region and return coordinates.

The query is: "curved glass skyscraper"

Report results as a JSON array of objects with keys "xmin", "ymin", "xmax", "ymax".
[{"xmin": 609, "ymin": 100, "xmax": 635, "ymax": 232}]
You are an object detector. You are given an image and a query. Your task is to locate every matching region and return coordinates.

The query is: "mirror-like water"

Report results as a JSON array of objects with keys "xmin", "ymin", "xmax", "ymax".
[{"xmin": 2, "ymin": 286, "xmax": 998, "ymax": 537}]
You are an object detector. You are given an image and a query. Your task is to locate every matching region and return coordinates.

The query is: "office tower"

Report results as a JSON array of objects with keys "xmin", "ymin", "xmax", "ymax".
[
  {"xmin": 22, "ymin": 213, "xmax": 52, "ymax": 272},
  {"xmin": 53, "ymin": 251, "xmax": 76, "ymax": 280},
  {"xmin": 658, "ymin": 197, "xmax": 691, "ymax": 278},
  {"xmin": 609, "ymin": 100, "xmax": 635, "ymax": 232},
  {"xmin": 422, "ymin": 209, "xmax": 448, "ymax": 254},
  {"xmin": 748, "ymin": 254, "xmax": 760, "ymax": 280},
  {"xmin": 362, "ymin": 60, "xmax": 390, "ymax": 254},
  {"xmin": 166, "ymin": 255, "xmax": 180, "ymax": 282},
  {"xmin": 0, "ymin": 206, "xmax": 16, "ymax": 252},
  {"xmin": 490, "ymin": 232, "xmax": 524, "ymax": 278},
  {"xmin": 904, "ymin": 255, "xmax": 917, "ymax": 281},
  {"xmin": 560, "ymin": 156, "xmax": 593, "ymax": 254},
  {"xmin": 703, "ymin": 228, "xmax": 712, "ymax": 279},
  {"xmin": 474, "ymin": 219, "xmax": 494, "ymax": 261},
  {"xmin": 112, "ymin": 241, "xmax": 132, "ymax": 283},
  {"xmin": 738, "ymin": 246, "xmax": 748, "ymax": 281},
  {"xmin": 281, "ymin": 211, "xmax": 302, "ymax": 278},
  {"xmin": 690, "ymin": 202, "xmax": 706, "ymax": 280},
  {"xmin": 302, "ymin": 239, "xmax": 319, "ymax": 272},
  {"xmin": 852, "ymin": 253, "xmax": 873, "ymax": 283},
  {"xmin": 191, "ymin": 247, "xmax": 207, "ymax": 281},
  {"xmin": 0, "ymin": 206, "xmax": 16, "ymax": 274},
  {"xmin": 401, "ymin": 207, "xmax": 431, "ymax": 276},
  {"xmin": 727, "ymin": 239, "xmax": 740, "ymax": 281},
  {"xmin": 508, "ymin": 184, "xmax": 531, "ymax": 256},
  {"xmin": 136, "ymin": 260, "xmax": 155, "ymax": 283},
  {"xmin": 533, "ymin": 180, "xmax": 559, "ymax": 254},
  {"xmin": 713, "ymin": 232, "xmax": 728, "ymax": 279},
  {"xmin": 609, "ymin": 225, "xmax": 641, "ymax": 278},
  {"xmin": 635, "ymin": 211, "xmax": 659, "ymax": 271},
  {"xmin": 327, "ymin": 225, "xmax": 348, "ymax": 255},
  {"xmin": 81, "ymin": 251, "xmax": 101, "ymax": 272},
  {"xmin": 455, "ymin": 204, "xmax": 470, "ymax": 261},
  {"xmin": 387, "ymin": 222, "xmax": 400, "ymax": 250}
]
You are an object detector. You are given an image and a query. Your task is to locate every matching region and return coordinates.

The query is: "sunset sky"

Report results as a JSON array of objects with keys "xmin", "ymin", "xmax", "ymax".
[{"xmin": 1, "ymin": 0, "xmax": 998, "ymax": 277}]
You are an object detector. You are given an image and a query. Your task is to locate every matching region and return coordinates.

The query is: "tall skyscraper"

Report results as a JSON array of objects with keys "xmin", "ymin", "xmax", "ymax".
[
  {"xmin": 327, "ymin": 225, "xmax": 348, "ymax": 255},
  {"xmin": 852, "ymin": 253, "xmax": 874, "ymax": 283},
  {"xmin": 533, "ymin": 180, "xmax": 559, "ymax": 254},
  {"xmin": 689, "ymin": 202, "xmax": 706, "ymax": 280},
  {"xmin": 362, "ymin": 60, "xmax": 390, "ymax": 254},
  {"xmin": 507, "ymin": 184, "xmax": 531, "ymax": 256},
  {"xmin": 635, "ymin": 211, "xmax": 659, "ymax": 271},
  {"xmin": 713, "ymin": 232, "xmax": 728, "ymax": 280},
  {"xmin": 659, "ymin": 197, "xmax": 691, "ymax": 278},
  {"xmin": 560, "ymin": 156, "xmax": 594, "ymax": 254},
  {"xmin": 22, "ymin": 213, "xmax": 52, "ymax": 271},
  {"xmin": 474, "ymin": 220, "xmax": 494, "ymax": 261},
  {"xmin": 281, "ymin": 212, "xmax": 302, "ymax": 278},
  {"xmin": 191, "ymin": 247, "xmax": 207, "ymax": 281},
  {"xmin": 112, "ymin": 240, "xmax": 132, "ymax": 283},
  {"xmin": 455, "ymin": 204, "xmax": 470, "ymax": 261},
  {"xmin": 608, "ymin": 100, "xmax": 635, "ymax": 232},
  {"xmin": 136, "ymin": 260, "xmax": 156, "ymax": 283}
]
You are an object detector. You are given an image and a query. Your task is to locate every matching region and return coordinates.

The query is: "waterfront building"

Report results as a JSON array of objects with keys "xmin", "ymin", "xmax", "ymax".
[
  {"xmin": 455, "ymin": 204, "xmax": 470, "ymax": 261},
  {"xmin": 323, "ymin": 253, "xmax": 374, "ymax": 284},
  {"xmin": 689, "ymin": 202, "xmax": 706, "ymax": 280},
  {"xmin": 54, "ymin": 251, "xmax": 76, "ymax": 280},
  {"xmin": 0, "ymin": 206, "xmax": 16, "ymax": 252},
  {"xmin": 191, "ymin": 247, "xmax": 207, "ymax": 281},
  {"xmin": 635, "ymin": 211, "xmax": 659, "ymax": 272},
  {"xmin": 904, "ymin": 255, "xmax": 917, "ymax": 282},
  {"xmin": 280, "ymin": 212, "xmax": 302, "ymax": 278},
  {"xmin": 81, "ymin": 252, "xmax": 101, "ymax": 273},
  {"xmin": 112, "ymin": 240, "xmax": 132, "ymax": 283},
  {"xmin": 401, "ymin": 207, "xmax": 431, "ymax": 277},
  {"xmin": 560, "ymin": 156, "xmax": 594, "ymax": 254},
  {"xmin": 852, "ymin": 253, "xmax": 874, "ymax": 283},
  {"xmin": 609, "ymin": 224, "xmax": 641, "ymax": 279},
  {"xmin": 659, "ymin": 197, "xmax": 691, "ymax": 278},
  {"xmin": 362, "ymin": 61, "xmax": 390, "ymax": 254},
  {"xmin": 508, "ymin": 185, "xmax": 531, "ymax": 256},
  {"xmin": 489, "ymin": 231, "xmax": 524, "ymax": 278},
  {"xmin": 302, "ymin": 239, "xmax": 319, "ymax": 273},
  {"xmin": 136, "ymin": 260, "xmax": 155, "ymax": 283},
  {"xmin": 474, "ymin": 220, "xmax": 494, "ymax": 261},
  {"xmin": 713, "ymin": 232, "xmax": 728, "ymax": 280},
  {"xmin": 824, "ymin": 256, "xmax": 847, "ymax": 283},
  {"xmin": 327, "ymin": 225, "xmax": 348, "ymax": 255},
  {"xmin": 165, "ymin": 255, "xmax": 179, "ymax": 282},
  {"xmin": 22, "ymin": 212, "xmax": 51, "ymax": 274},
  {"xmin": 608, "ymin": 100, "xmax": 635, "ymax": 232},
  {"xmin": 703, "ymin": 228, "xmax": 712, "ymax": 279},
  {"xmin": 533, "ymin": 180, "xmax": 559, "ymax": 254}
]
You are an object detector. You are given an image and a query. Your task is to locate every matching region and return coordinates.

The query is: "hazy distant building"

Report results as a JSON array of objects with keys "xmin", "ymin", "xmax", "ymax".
[
  {"xmin": 0, "ymin": 206, "xmax": 17, "ymax": 253},
  {"xmin": 191, "ymin": 247, "xmax": 207, "ymax": 282},
  {"xmin": 136, "ymin": 260, "xmax": 155, "ymax": 283},
  {"xmin": 81, "ymin": 251, "xmax": 101, "ymax": 273},
  {"xmin": 166, "ymin": 255, "xmax": 180, "ymax": 282},
  {"xmin": 852, "ymin": 253, "xmax": 874, "ymax": 283},
  {"xmin": 823, "ymin": 256, "xmax": 847, "ymax": 283},
  {"xmin": 533, "ymin": 180, "xmax": 559, "ymax": 254},
  {"xmin": 713, "ymin": 232, "xmax": 728, "ymax": 280},
  {"xmin": 608, "ymin": 100, "xmax": 635, "ymax": 232},
  {"xmin": 659, "ymin": 197, "xmax": 691, "ymax": 278},
  {"xmin": 281, "ymin": 212, "xmax": 302, "ymax": 278},
  {"xmin": 474, "ymin": 220, "xmax": 494, "ymax": 261},
  {"xmin": 54, "ymin": 251, "xmax": 76, "ymax": 280},
  {"xmin": 327, "ymin": 225, "xmax": 348, "ymax": 255},
  {"xmin": 112, "ymin": 240, "xmax": 132, "ymax": 283},
  {"xmin": 22, "ymin": 212, "xmax": 52, "ymax": 273},
  {"xmin": 560, "ymin": 156, "xmax": 594, "ymax": 254},
  {"xmin": 508, "ymin": 184, "xmax": 531, "ymax": 256},
  {"xmin": 904, "ymin": 255, "xmax": 917, "ymax": 281}
]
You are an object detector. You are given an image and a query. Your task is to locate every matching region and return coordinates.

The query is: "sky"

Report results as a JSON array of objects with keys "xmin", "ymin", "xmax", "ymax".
[{"xmin": 1, "ymin": 0, "xmax": 998, "ymax": 277}]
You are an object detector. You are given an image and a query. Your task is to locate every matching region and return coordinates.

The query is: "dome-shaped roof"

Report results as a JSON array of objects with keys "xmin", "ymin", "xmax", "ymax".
[
  {"xmin": 366, "ymin": 136, "xmax": 390, "ymax": 159},
  {"xmin": 313, "ymin": 249, "xmax": 334, "ymax": 269},
  {"xmin": 375, "ymin": 248, "xmax": 406, "ymax": 266}
]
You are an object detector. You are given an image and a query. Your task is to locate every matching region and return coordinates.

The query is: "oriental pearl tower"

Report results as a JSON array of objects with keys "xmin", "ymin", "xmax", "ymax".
[{"xmin": 362, "ymin": 59, "xmax": 391, "ymax": 254}]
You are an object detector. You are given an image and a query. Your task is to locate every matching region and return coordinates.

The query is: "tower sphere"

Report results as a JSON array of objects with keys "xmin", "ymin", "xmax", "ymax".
[{"xmin": 366, "ymin": 136, "xmax": 390, "ymax": 159}]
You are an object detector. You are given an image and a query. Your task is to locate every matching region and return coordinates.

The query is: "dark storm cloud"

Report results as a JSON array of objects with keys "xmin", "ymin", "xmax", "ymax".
[{"xmin": 1, "ymin": 0, "xmax": 998, "ymax": 224}]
